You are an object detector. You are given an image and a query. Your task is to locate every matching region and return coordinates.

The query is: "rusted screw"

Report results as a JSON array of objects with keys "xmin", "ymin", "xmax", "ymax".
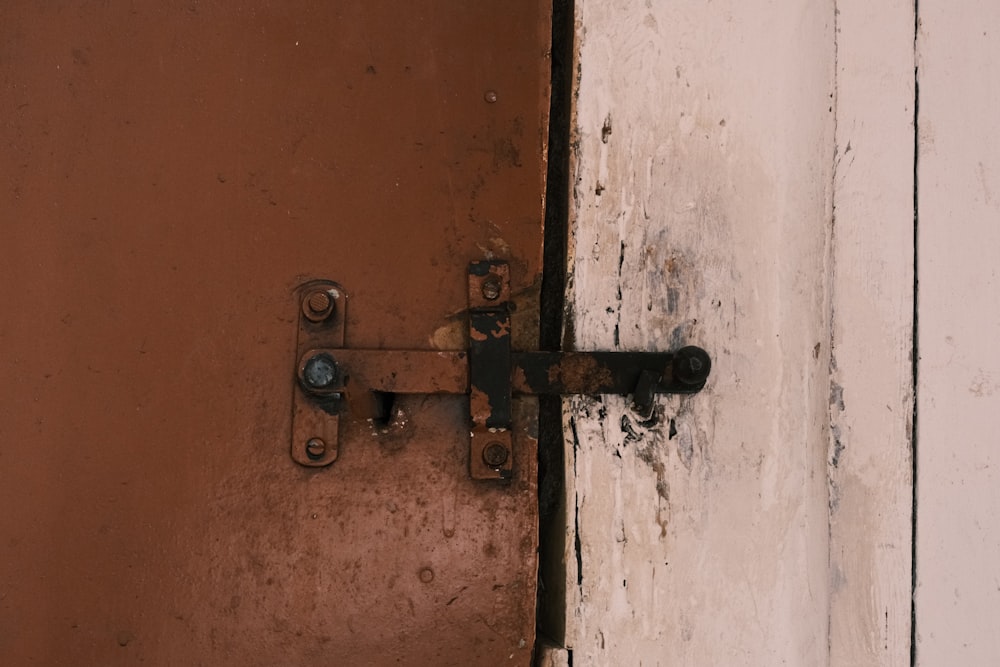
[
  {"xmin": 302, "ymin": 289, "xmax": 335, "ymax": 322},
  {"xmin": 484, "ymin": 90, "xmax": 498, "ymax": 103},
  {"xmin": 482, "ymin": 441, "xmax": 509, "ymax": 468},
  {"xmin": 306, "ymin": 438, "xmax": 326, "ymax": 458},
  {"xmin": 481, "ymin": 278, "xmax": 502, "ymax": 301},
  {"xmin": 418, "ymin": 567, "xmax": 435, "ymax": 584}
]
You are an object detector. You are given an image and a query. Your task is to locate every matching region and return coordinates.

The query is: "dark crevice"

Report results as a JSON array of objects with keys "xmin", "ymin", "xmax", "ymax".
[
  {"xmin": 536, "ymin": 0, "xmax": 575, "ymax": 660},
  {"xmin": 828, "ymin": 3, "xmax": 840, "ymax": 658},
  {"xmin": 613, "ymin": 242, "xmax": 624, "ymax": 348},
  {"xmin": 571, "ymin": 418, "xmax": 583, "ymax": 587},
  {"xmin": 910, "ymin": 1, "xmax": 920, "ymax": 664},
  {"xmin": 539, "ymin": 0, "xmax": 573, "ymax": 356}
]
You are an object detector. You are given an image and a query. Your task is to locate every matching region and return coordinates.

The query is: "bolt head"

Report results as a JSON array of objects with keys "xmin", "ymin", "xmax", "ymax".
[
  {"xmin": 484, "ymin": 90, "xmax": 498, "ymax": 103},
  {"xmin": 481, "ymin": 278, "xmax": 502, "ymax": 301},
  {"xmin": 418, "ymin": 567, "xmax": 435, "ymax": 583},
  {"xmin": 306, "ymin": 438, "xmax": 326, "ymax": 458},
  {"xmin": 482, "ymin": 441, "xmax": 509, "ymax": 468},
  {"xmin": 302, "ymin": 353, "xmax": 339, "ymax": 390},
  {"xmin": 302, "ymin": 289, "xmax": 336, "ymax": 322}
]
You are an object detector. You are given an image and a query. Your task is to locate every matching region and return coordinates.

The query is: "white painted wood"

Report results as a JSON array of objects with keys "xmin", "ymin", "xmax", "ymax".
[
  {"xmin": 828, "ymin": 1, "xmax": 915, "ymax": 664},
  {"xmin": 536, "ymin": 642, "xmax": 570, "ymax": 667},
  {"xmin": 915, "ymin": 3, "xmax": 1000, "ymax": 664},
  {"xmin": 565, "ymin": 1, "xmax": 838, "ymax": 663}
]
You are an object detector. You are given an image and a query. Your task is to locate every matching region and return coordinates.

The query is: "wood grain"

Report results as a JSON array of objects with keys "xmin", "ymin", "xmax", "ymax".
[
  {"xmin": 566, "ymin": 1, "xmax": 837, "ymax": 663},
  {"xmin": 915, "ymin": 2, "xmax": 1000, "ymax": 663},
  {"xmin": 828, "ymin": 2, "xmax": 916, "ymax": 665}
]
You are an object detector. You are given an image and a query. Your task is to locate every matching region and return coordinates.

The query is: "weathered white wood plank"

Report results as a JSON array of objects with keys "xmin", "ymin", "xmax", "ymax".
[
  {"xmin": 828, "ymin": 1, "xmax": 915, "ymax": 665},
  {"xmin": 915, "ymin": 2, "xmax": 1000, "ymax": 664},
  {"xmin": 566, "ymin": 1, "xmax": 837, "ymax": 663}
]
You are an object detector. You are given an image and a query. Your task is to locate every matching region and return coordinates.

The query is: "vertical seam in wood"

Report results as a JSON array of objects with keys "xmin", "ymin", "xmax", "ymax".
[
  {"xmin": 567, "ymin": 413, "xmax": 581, "ymax": 667},
  {"xmin": 827, "ymin": 2, "xmax": 841, "ymax": 664},
  {"xmin": 570, "ymin": 415, "xmax": 583, "ymax": 592},
  {"xmin": 910, "ymin": 1, "xmax": 920, "ymax": 664}
]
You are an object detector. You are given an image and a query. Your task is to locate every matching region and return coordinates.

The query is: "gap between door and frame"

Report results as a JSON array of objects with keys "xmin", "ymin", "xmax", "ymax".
[
  {"xmin": 536, "ymin": 0, "xmax": 575, "ymax": 662},
  {"xmin": 909, "ymin": 1, "xmax": 920, "ymax": 664}
]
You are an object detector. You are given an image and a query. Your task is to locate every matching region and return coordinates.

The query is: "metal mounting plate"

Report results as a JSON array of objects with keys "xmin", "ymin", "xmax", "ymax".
[
  {"xmin": 291, "ymin": 280, "xmax": 346, "ymax": 467},
  {"xmin": 468, "ymin": 260, "xmax": 514, "ymax": 480}
]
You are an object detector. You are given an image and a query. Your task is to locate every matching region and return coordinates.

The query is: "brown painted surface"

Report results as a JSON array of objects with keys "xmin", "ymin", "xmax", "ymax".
[{"xmin": 0, "ymin": 2, "xmax": 549, "ymax": 665}]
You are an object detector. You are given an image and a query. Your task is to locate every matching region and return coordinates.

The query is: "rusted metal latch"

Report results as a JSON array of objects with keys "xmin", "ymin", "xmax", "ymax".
[{"xmin": 291, "ymin": 260, "xmax": 712, "ymax": 480}]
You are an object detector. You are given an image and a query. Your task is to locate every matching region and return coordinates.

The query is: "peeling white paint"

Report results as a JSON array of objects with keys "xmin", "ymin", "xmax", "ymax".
[{"xmin": 560, "ymin": 0, "xmax": 918, "ymax": 663}]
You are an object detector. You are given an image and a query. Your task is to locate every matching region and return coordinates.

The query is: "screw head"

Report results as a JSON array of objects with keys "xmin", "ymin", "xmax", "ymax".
[
  {"xmin": 306, "ymin": 438, "xmax": 326, "ymax": 458},
  {"xmin": 484, "ymin": 90, "xmax": 498, "ymax": 103},
  {"xmin": 418, "ymin": 567, "xmax": 435, "ymax": 584},
  {"xmin": 482, "ymin": 441, "xmax": 509, "ymax": 468},
  {"xmin": 481, "ymin": 278, "xmax": 502, "ymax": 301},
  {"xmin": 302, "ymin": 289, "xmax": 336, "ymax": 322},
  {"xmin": 302, "ymin": 353, "xmax": 339, "ymax": 390}
]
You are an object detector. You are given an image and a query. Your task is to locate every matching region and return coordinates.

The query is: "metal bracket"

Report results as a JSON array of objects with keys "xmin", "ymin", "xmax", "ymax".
[
  {"xmin": 291, "ymin": 261, "xmax": 712, "ymax": 478},
  {"xmin": 468, "ymin": 261, "xmax": 514, "ymax": 480},
  {"xmin": 291, "ymin": 280, "xmax": 347, "ymax": 467}
]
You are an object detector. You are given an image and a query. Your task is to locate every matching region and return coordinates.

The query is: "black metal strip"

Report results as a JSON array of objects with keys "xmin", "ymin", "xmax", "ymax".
[
  {"xmin": 469, "ymin": 309, "xmax": 513, "ymax": 428},
  {"xmin": 512, "ymin": 347, "xmax": 711, "ymax": 396}
]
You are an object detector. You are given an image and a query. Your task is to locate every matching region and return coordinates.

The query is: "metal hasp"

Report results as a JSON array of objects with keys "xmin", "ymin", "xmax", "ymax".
[{"xmin": 290, "ymin": 261, "xmax": 712, "ymax": 478}]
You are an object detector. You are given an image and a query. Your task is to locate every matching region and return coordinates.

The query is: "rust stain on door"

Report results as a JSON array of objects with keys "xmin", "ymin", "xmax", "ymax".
[{"xmin": 0, "ymin": 2, "xmax": 549, "ymax": 665}]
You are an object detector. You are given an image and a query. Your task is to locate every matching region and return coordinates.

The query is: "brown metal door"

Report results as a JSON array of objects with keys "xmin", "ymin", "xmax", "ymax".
[{"xmin": 0, "ymin": 3, "xmax": 549, "ymax": 665}]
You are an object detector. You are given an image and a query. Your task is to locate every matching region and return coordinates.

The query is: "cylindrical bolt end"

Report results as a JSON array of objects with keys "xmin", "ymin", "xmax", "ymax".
[{"xmin": 672, "ymin": 346, "xmax": 712, "ymax": 386}]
